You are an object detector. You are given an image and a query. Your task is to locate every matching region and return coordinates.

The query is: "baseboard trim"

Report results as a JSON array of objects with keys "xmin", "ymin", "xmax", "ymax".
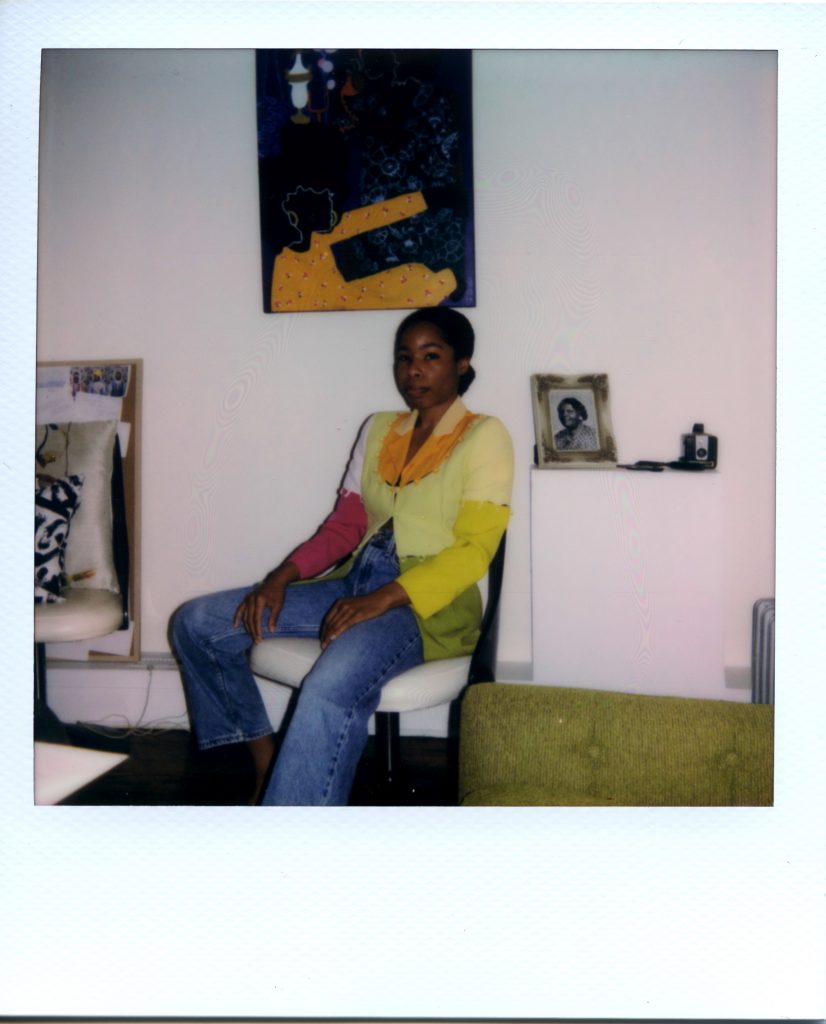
[{"xmin": 44, "ymin": 657, "xmax": 452, "ymax": 737}]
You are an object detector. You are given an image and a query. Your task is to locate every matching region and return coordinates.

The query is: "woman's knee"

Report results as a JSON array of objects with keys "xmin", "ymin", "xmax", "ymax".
[
  {"xmin": 298, "ymin": 656, "xmax": 366, "ymax": 711},
  {"xmin": 299, "ymin": 632, "xmax": 415, "ymax": 711},
  {"xmin": 170, "ymin": 597, "xmax": 201, "ymax": 650},
  {"xmin": 171, "ymin": 592, "xmax": 231, "ymax": 650}
]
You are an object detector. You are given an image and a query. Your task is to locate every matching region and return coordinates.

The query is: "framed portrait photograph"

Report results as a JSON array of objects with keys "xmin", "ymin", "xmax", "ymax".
[{"xmin": 531, "ymin": 373, "xmax": 618, "ymax": 468}]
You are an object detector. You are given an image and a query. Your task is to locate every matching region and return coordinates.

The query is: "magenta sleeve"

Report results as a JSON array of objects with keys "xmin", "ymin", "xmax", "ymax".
[{"xmin": 286, "ymin": 489, "xmax": 368, "ymax": 579}]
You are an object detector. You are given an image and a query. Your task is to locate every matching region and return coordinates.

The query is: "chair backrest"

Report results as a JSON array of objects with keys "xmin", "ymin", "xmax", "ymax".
[
  {"xmin": 467, "ymin": 531, "xmax": 506, "ymax": 685},
  {"xmin": 110, "ymin": 434, "xmax": 130, "ymax": 629},
  {"xmin": 477, "ymin": 561, "xmax": 490, "ymax": 608}
]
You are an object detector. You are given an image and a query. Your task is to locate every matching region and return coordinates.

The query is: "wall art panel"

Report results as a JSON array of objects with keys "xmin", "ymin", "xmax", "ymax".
[{"xmin": 256, "ymin": 49, "xmax": 475, "ymax": 313}]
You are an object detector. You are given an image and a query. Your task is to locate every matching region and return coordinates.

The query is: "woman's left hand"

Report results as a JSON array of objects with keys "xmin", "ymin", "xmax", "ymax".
[{"xmin": 320, "ymin": 582, "xmax": 409, "ymax": 649}]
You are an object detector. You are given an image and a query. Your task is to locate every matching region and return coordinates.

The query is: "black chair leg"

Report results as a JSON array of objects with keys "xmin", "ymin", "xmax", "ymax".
[
  {"xmin": 34, "ymin": 642, "xmax": 70, "ymax": 744},
  {"xmin": 374, "ymin": 711, "xmax": 402, "ymax": 799},
  {"xmin": 35, "ymin": 642, "xmax": 47, "ymax": 705}
]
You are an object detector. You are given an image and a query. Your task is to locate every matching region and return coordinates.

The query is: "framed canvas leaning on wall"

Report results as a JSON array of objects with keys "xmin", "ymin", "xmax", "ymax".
[{"xmin": 35, "ymin": 359, "xmax": 142, "ymax": 661}]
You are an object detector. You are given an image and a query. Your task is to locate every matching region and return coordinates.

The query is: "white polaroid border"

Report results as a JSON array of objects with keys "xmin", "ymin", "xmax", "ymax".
[{"xmin": 2, "ymin": 2, "xmax": 824, "ymax": 1021}]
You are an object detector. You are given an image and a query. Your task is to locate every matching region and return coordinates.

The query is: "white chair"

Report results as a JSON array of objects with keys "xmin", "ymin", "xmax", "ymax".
[
  {"xmin": 249, "ymin": 533, "xmax": 506, "ymax": 800},
  {"xmin": 34, "ymin": 437, "xmax": 130, "ymax": 741}
]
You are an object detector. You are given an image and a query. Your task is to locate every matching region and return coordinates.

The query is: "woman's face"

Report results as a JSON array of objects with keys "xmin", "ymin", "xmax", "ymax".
[
  {"xmin": 559, "ymin": 401, "xmax": 583, "ymax": 429},
  {"xmin": 394, "ymin": 322, "xmax": 470, "ymax": 417}
]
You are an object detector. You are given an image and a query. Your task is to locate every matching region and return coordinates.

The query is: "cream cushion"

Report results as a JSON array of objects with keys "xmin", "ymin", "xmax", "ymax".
[
  {"xmin": 34, "ymin": 587, "xmax": 124, "ymax": 644},
  {"xmin": 250, "ymin": 638, "xmax": 472, "ymax": 713}
]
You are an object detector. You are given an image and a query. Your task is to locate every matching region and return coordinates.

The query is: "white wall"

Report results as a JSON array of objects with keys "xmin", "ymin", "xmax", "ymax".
[{"xmin": 37, "ymin": 49, "xmax": 776, "ymax": 698}]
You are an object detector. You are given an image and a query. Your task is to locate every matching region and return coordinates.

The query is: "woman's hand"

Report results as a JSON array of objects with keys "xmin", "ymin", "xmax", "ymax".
[
  {"xmin": 320, "ymin": 581, "xmax": 410, "ymax": 649},
  {"xmin": 234, "ymin": 562, "xmax": 300, "ymax": 644}
]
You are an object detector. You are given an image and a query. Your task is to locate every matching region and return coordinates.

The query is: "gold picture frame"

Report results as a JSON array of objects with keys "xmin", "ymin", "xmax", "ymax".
[{"xmin": 531, "ymin": 373, "xmax": 618, "ymax": 468}]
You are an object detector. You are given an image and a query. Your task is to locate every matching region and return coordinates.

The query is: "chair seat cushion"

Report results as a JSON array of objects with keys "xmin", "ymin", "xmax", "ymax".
[
  {"xmin": 377, "ymin": 655, "xmax": 471, "ymax": 713},
  {"xmin": 34, "ymin": 587, "xmax": 124, "ymax": 643},
  {"xmin": 249, "ymin": 638, "xmax": 320, "ymax": 688},
  {"xmin": 249, "ymin": 637, "xmax": 471, "ymax": 713}
]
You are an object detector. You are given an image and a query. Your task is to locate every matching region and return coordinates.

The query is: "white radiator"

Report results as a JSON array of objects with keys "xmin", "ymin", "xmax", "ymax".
[{"xmin": 751, "ymin": 598, "xmax": 775, "ymax": 704}]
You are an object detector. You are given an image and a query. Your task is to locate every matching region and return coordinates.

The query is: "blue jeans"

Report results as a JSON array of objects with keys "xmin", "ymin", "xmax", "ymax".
[{"xmin": 170, "ymin": 529, "xmax": 423, "ymax": 805}]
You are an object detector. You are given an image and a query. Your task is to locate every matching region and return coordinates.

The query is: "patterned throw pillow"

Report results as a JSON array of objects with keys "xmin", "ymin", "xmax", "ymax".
[
  {"xmin": 34, "ymin": 474, "xmax": 85, "ymax": 603},
  {"xmin": 35, "ymin": 420, "xmax": 119, "ymax": 592}
]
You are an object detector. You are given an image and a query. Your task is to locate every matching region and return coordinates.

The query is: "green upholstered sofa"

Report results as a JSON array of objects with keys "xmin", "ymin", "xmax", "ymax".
[{"xmin": 458, "ymin": 683, "xmax": 774, "ymax": 806}]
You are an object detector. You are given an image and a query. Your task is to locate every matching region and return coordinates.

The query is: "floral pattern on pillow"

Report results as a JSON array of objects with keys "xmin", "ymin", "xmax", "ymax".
[{"xmin": 35, "ymin": 474, "xmax": 84, "ymax": 603}]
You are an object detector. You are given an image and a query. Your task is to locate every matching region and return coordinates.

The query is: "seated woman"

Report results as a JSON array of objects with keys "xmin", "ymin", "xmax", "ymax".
[{"xmin": 171, "ymin": 307, "xmax": 513, "ymax": 805}]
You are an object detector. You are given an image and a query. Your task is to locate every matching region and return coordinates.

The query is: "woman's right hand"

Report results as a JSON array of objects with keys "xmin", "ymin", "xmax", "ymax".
[{"xmin": 233, "ymin": 562, "xmax": 300, "ymax": 644}]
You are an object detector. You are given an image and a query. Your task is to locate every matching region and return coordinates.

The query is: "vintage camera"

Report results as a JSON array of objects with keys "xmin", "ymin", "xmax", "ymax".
[{"xmin": 678, "ymin": 423, "xmax": 717, "ymax": 468}]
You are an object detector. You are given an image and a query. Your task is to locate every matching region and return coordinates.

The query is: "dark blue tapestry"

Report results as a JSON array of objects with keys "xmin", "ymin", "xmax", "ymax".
[{"xmin": 256, "ymin": 49, "xmax": 475, "ymax": 313}]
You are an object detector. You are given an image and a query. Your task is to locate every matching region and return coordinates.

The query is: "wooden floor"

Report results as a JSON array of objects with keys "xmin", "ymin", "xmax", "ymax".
[{"xmin": 57, "ymin": 723, "xmax": 458, "ymax": 806}]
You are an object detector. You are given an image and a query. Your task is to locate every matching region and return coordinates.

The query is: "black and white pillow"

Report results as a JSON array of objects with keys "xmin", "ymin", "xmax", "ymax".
[
  {"xmin": 35, "ymin": 421, "xmax": 119, "ymax": 592},
  {"xmin": 35, "ymin": 474, "xmax": 84, "ymax": 603}
]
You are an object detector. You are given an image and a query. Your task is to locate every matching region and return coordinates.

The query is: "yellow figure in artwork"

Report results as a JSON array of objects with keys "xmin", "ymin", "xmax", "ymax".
[{"xmin": 271, "ymin": 188, "xmax": 457, "ymax": 311}]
